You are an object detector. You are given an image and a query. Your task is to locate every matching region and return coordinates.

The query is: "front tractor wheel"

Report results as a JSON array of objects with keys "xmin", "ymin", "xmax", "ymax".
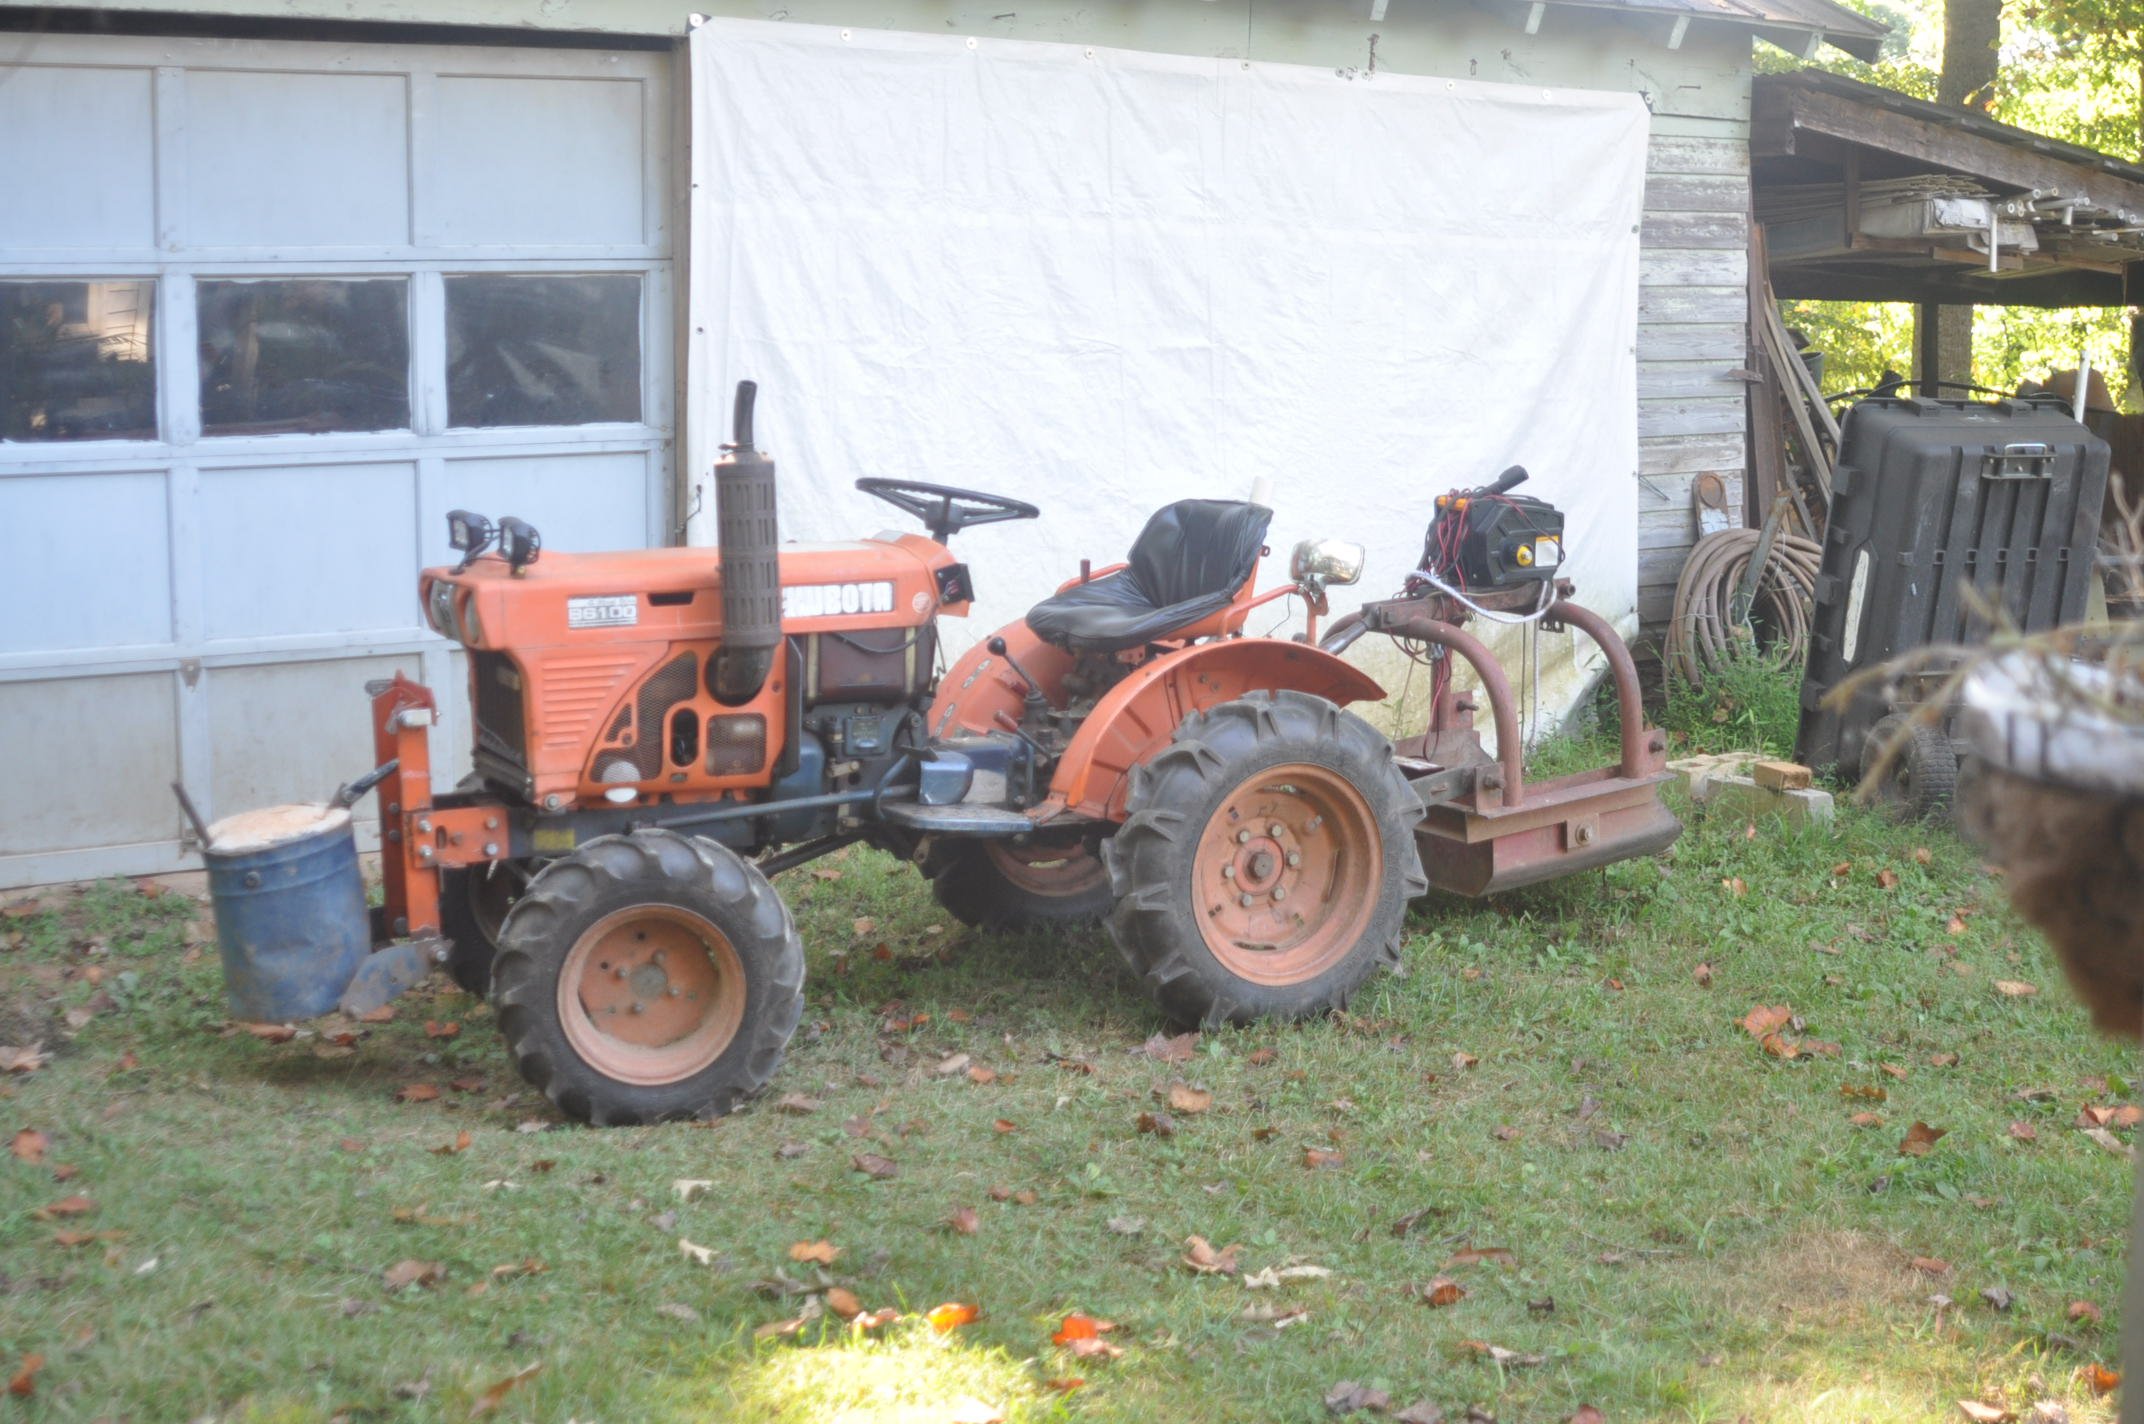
[
  {"xmin": 438, "ymin": 862, "xmax": 529, "ymax": 996},
  {"xmin": 928, "ymin": 835, "xmax": 1113, "ymax": 929},
  {"xmin": 1105, "ymin": 690, "xmax": 1427, "ymax": 1026},
  {"xmin": 490, "ymin": 830, "xmax": 804, "ymax": 1125}
]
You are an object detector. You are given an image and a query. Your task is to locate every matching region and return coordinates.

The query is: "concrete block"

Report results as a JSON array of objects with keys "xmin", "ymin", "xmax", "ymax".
[
  {"xmin": 1689, "ymin": 772, "xmax": 1835, "ymax": 826},
  {"xmin": 1667, "ymin": 751, "xmax": 1757, "ymax": 795}
]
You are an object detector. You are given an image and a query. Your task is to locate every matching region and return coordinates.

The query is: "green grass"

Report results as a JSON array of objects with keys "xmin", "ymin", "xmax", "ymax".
[{"xmin": 1, "ymin": 794, "xmax": 2135, "ymax": 1423}]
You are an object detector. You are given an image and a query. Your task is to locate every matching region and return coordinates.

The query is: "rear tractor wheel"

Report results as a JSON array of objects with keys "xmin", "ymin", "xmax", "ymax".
[
  {"xmin": 928, "ymin": 834, "xmax": 1112, "ymax": 929},
  {"xmin": 489, "ymin": 830, "xmax": 804, "ymax": 1125},
  {"xmin": 1105, "ymin": 690, "xmax": 1426, "ymax": 1025}
]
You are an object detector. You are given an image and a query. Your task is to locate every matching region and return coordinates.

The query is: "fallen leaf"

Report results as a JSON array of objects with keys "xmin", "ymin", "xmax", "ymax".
[
  {"xmin": 673, "ymin": 1178, "xmax": 712, "ymax": 1202},
  {"xmin": 1831, "ymin": 861, "xmax": 1853, "ymax": 878},
  {"xmin": 1248, "ymin": 1047, "xmax": 1278, "ymax": 1066},
  {"xmin": 824, "ymin": 1286, "xmax": 863, "ymax": 1318},
  {"xmin": 946, "ymin": 1397, "xmax": 1003, "ymax": 1424},
  {"xmin": 2009, "ymin": 1121, "xmax": 2038, "ymax": 1143},
  {"xmin": 240, "ymin": 1022, "xmax": 297, "ymax": 1043},
  {"xmin": 382, "ymin": 1259, "xmax": 443, "ymax": 1292},
  {"xmin": 852, "ymin": 1153, "xmax": 897, "ymax": 1180},
  {"xmin": 1980, "ymin": 1286, "xmax": 2015, "ymax": 1312},
  {"xmin": 2083, "ymin": 1127, "xmax": 2134, "ymax": 1158},
  {"xmin": 37, "ymin": 1195, "xmax": 92, "ymax": 1219},
  {"xmin": 1694, "ymin": 963, "xmax": 1713, "ymax": 988},
  {"xmin": 1723, "ymin": 876, "xmax": 1747, "ymax": 897},
  {"xmin": 11, "ymin": 1129, "xmax": 48, "ymax": 1165},
  {"xmin": 1052, "ymin": 1312, "xmax": 1114, "ymax": 1345},
  {"xmin": 1900, "ymin": 1122, "xmax": 1948, "ymax": 1157},
  {"xmin": 1395, "ymin": 1405, "xmax": 1445, "ymax": 1424},
  {"xmin": 1740, "ymin": 1005, "xmax": 1793, "ymax": 1039},
  {"xmin": 1458, "ymin": 1339, "xmax": 1546, "ymax": 1366},
  {"xmin": 946, "ymin": 1206, "xmax": 979, "ymax": 1236},
  {"xmin": 2069, "ymin": 1300, "xmax": 2103, "ymax": 1324},
  {"xmin": 1139, "ymin": 1031, "xmax": 1200, "ymax": 1063},
  {"xmin": 1994, "ymin": 981, "xmax": 2039, "ymax": 999},
  {"xmin": 8, "ymin": 1353, "xmax": 43, "ymax": 1398},
  {"xmin": 1244, "ymin": 1264, "xmax": 1331, "ymax": 1289},
  {"xmin": 1877, "ymin": 868, "xmax": 1900, "ymax": 890},
  {"xmin": 1570, "ymin": 1409, "xmax": 1605, "ymax": 1424},
  {"xmin": 1137, "ymin": 1111, "xmax": 1177, "ymax": 1139},
  {"xmin": 1957, "ymin": 1403, "xmax": 2013, "ymax": 1424},
  {"xmin": 1931, "ymin": 1052, "xmax": 1961, "ymax": 1067},
  {"xmin": 395, "ymin": 1083, "xmax": 441, "ymax": 1104},
  {"xmin": 1045, "ymin": 1377, "xmax": 1087, "ymax": 1394},
  {"xmin": 1910, "ymin": 1256, "xmax": 1952, "ymax": 1276},
  {"xmin": 851, "ymin": 916, "xmax": 876, "ymax": 936},
  {"xmin": 1302, "ymin": 1148, "xmax": 1344, "ymax": 1170},
  {"xmin": 468, "ymin": 1361, "xmax": 541, "ymax": 1418},
  {"xmin": 1167, "ymin": 1082, "xmax": 1213, "ymax": 1115},
  {"xmin": 489, "ymin": 1258, "xmax": 545, "ymax": 1280},
  {"xmin": 925, "ymin": 1301, "xmax": 979, "ymax": 1332},
  {"xmin": 773, "ymin": 1093, "xmax": 823, "ymax": 1115},
  {"xmin": 774, "ymin": 1141, "xmax": 809, "ymax": 1160},
  {"xmin": 1841, "ymin": 1084, "xmax": 1888, "ymax": 1101},
  {"xmin": 1849, "ymin": 1111, "xmax": 1885, "ymax": 1128},
  {"xmin": 1881, "ymin": 1063, "xmax": 1909, "ymax": 1081},
  {"xmin": 788, "ymin": 1239, "xmax": 840, "ymax": 1265},
  {"xmin": 967, "ymin": 1065, "xmax": 998, "ymax": 1085},
  {"xmin": 934, "ymin": 1052, "xmax": 972, "ymax": 1077},
  {"xmin": 1183, "ymin": 1235, "xmax": 1243, "ymax": 1275},
  {"xmin": 992, "ymin": 1118, "xmax": 1018, "ymax": 1134},
  {"xmin": 1451, "ymin": 1051, "xmax": 1479, "ymax": 1071},
  {"xmin": 1014, "ymin": 1189, "xmax": 1038, "ymax": 1206},
  {"xmin": 430, "ymin": 1130, "xmax": 473, "ymax": 1156},
  {"xmin": 2085, "ymin": 1363, "xmax": 2120, "ymax": 1395},
  {"xmin": 1421, "ymin": 1276, "xmax": 1467, "ymax": 1307},
  {"xmin": 678, "ymin": 1239, "xmax": 718, "ymax": 1266},
  {"xmin": 1448, "ymin": 1247, "xmax": 1517, "ymax": 1268},
  {"xmin": 1107, "ymin": 1215, "xmax": 1145, "ymax": 1235},
  {"xmin": 423, "ymin": 1020, "xmax": 461, "ymax": 1039},
  {"xmin": 1325, "ymin": 1381, "xmax": 1392, "ymax": 1415},
  {"xmin": 1493, "ymin": 1125, "xmax": 1521, "ymax": 1141}
]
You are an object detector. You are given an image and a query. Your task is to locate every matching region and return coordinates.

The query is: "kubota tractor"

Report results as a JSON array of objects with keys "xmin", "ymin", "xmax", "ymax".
[{"xmin": 359, "ymin": 382, "xmax": 1673, "ymax": 1124}]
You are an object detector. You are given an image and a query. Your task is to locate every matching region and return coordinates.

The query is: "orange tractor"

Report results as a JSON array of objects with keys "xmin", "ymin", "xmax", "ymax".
[{"xmin": 359, "ymin": 382, "xmax": 1674, "ymax": 1124}]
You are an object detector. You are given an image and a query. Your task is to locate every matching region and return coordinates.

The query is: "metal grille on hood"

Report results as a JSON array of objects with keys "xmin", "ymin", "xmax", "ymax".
[{"xmin": 626, "ymin": 652, "xmax": 698, "ymax": 779}]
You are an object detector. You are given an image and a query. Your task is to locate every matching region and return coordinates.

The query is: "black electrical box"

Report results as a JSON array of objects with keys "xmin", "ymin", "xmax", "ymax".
[
  {"xmin": 1422, "ymin": 465, "xmax": 1567, "ymax": 592},
  {"xmin": 1795, "ymin": 395, "xmax": 2109, "ymax": 774}
]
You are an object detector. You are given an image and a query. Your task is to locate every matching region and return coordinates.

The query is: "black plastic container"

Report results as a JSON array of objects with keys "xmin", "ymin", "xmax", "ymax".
[{"xmin": 1795, "ymin": 395, "xmax": 2109, "ymax": 778}]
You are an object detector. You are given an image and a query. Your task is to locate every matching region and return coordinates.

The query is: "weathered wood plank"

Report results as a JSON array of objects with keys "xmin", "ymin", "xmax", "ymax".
[
  {"xmin": 1641, "ymin": 209, "xmax": 1750, "ymax": 249},
  {"xmin": 1641, "ymin": 172, "xmax": 1747, "ymax": 214},
  {"xmin": 1641, "ymin": 247, "xmax": 1747, "ymax": 288},
  {"xmin": 1638, "ymin": 583, "xmax": 1678, "ymax": 626},
  {"xmin": 1640, "ymin": 431, "xmax": 1745, "ymax": 476},
  {"xmin": 1639, "ymin": 396, "xmax": 1745, "ymax": 440},
  {"xmin": 1640, "ymin": 284, "xmax": 1745, "ymax": 323},
  {"xmin": 1639, "ymin": 360, "xmax": 1748, "ymax": 400},
  {"xmin": 1637, "ymin": 323, "xmax": 1746, "ymax": 363},
  {"xmin": 1644, "ymin": 136, "xmax": 1752, "ymax": 177}
]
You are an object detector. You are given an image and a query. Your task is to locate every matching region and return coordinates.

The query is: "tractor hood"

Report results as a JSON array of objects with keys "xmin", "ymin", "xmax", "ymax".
[{"xmin": 419, "ymin": 533, "xmax": 966, "ymax": 651}]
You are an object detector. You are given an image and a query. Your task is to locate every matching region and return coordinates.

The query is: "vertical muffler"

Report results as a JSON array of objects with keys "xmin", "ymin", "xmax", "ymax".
[{"xmin": 712, "ymin": 380, "xmax": 782, "ymax": 703}]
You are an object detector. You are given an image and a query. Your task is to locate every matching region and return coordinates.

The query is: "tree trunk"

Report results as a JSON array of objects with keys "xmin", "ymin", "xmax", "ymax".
[{"xmin": 1924, "ymin": 0, "xmax": 2003, "ymax": 390}]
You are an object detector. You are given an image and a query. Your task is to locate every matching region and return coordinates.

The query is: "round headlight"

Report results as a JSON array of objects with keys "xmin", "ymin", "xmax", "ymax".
[
  {"xmin": 425, "ymin": 580, "xmax": 461, "ymax": 640},
  {"xmin": 1290, "ymin": 538, "xmax": 1366, "ymax": 589},
  {"xmin": 458, "ymin": 592, "xmax": 484, "ymax": 647}
]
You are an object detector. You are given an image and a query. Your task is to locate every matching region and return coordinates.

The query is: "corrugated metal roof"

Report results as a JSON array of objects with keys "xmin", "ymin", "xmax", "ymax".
[{"xmin": 1538, "ymin": 0, "xmax": 1888, "ymax": 61}]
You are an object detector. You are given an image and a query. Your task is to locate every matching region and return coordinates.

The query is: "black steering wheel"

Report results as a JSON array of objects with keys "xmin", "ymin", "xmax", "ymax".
[{"xmin": 855, "ymin": 478, "xmax": 1040, "ymax": 544}]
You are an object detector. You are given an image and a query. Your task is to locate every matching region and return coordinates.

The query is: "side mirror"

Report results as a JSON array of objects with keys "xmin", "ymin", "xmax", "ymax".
[
  {"xmin": 497, "ymin": 516, "xmax": 542, "ymax": 574},
  {"xmin": 446, "ymin": 510, "xmax": 494, "ymax": 573}
]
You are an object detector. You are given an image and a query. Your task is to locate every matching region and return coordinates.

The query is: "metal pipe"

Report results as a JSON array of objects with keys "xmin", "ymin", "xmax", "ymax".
[
  {"xmin": 1366, "ymin": 610, "xmax": 1526, "ymax": 807},
  {"xmin": 1545, "ymin": 599, "xmax": 1649, "ymax": 780}
]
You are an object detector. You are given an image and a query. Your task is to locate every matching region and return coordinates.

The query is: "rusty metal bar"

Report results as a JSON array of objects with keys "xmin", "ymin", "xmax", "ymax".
[
  {"xmin": 1366, "ymin": 610, "xmax": 1527, "ymax": 808},
  {"xmin": 1545, "ymin": 599, "xmax": 1649, "ymax": 780}
]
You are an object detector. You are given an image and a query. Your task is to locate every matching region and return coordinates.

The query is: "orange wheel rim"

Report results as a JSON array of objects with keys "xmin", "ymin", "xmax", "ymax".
[
  {"xmin": 557, "ymin": 906, "xmax": 746, "ymax": 1085},
  {"xmin": 1191, "ymin": 762, "xmax": 1380, "ymax": 986},
  {"xmin": 983, "ymin": 838, "xmax": 1106, "ymax": 898}
]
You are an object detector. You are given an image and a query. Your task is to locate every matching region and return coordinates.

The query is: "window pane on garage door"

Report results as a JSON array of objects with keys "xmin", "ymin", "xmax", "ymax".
[
  {"xmin": 445, "ymin": 274, "xmax": 642, "ymax": 428},
  {"xmin": 1, "ymin": 279, "xmax": 157, "ymax": 442},
  {"xmin": 198, "ymin": 278, "xmax": 411, "ymax": 437}
]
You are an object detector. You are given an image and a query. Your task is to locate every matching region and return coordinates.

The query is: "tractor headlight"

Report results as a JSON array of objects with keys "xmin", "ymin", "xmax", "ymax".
[
  {"xmin": 425, "ymin": 579, "xmax": 462, "ymax": 641},
  {"xmin": 1290, "ymin": 538, "xmax": 1366, "ymax": 589},
  {"xmin": 458, "ymin": 592, "xmax": 484, "ymax": 648}
]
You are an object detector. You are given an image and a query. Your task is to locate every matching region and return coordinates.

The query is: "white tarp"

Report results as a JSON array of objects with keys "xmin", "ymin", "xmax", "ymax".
[{"xmin": 686, "ymin": 19, "xmax": 1648, "ymax": 739}]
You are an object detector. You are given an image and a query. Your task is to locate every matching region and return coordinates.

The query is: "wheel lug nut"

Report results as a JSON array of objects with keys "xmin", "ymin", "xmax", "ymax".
[
  {"xmin": 630, "ymin": 1001, "xmax": 646, "ymax": 1014},
  {"xmin": 668, "ymin": 987, "xmax": 682, "ymax": 998},
  {"xmin": 1236, "ymin": 829, "xmax": 1252, "ymax": 844},
  {"xmin": 1269, "ymin": 823, "xmax": 1285, "ymax": 838},
  {"xmin": 1238, "ymin": 893, "xmax": 1255, "ymax": 908},
  {"xmin": 652, "ymin": 950, "xmax": 666, "ymax": 964},
  {"xmin": 1286, "ymin": 851, "xmax": 1301, "ymax": 867},
  {"xmin": 614, "ymin": 966, "xmax": 628, "ymax": 979},
  {"xmin": 1221, "ymin": 864, "xmax": 1235, "ymax": 879},
  {"xmin": 1272, "ymin": 886, "xmax": 1288, "ymax": 902}
]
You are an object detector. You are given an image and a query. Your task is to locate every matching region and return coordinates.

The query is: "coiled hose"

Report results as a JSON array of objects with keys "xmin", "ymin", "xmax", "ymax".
[{"xmin": 1665, "ymin": 527, "xmax": 1823, "ymax": 685}]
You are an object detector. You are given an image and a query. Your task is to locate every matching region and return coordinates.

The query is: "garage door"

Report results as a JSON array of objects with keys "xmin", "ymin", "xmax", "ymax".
[{"xmin": 0, "ymin": 32, "xmax": 675, "ymax": 887}]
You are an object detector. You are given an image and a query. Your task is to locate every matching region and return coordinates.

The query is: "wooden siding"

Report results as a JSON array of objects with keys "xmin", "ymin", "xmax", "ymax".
[{"xmin": 1638, "ymin": 125, "xmax": 1751, "ymax": 629}]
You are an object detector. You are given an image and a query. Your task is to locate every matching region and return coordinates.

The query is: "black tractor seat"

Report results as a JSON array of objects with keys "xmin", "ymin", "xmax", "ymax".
[{"xmin": 1025, "ymin": 499, "xmax": 1273, "ymax": 655}]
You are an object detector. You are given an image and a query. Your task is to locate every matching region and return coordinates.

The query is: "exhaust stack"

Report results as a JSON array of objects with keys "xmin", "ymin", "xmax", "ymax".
[{"xmin": 712, "ymin": 380, "xmax": 782, "ymax": 704}]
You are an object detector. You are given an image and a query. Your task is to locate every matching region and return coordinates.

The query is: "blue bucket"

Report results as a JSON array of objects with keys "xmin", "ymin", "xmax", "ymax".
[{"xmin": 205, "ymin": 804, "xmax": 370, "ymax": 1022}]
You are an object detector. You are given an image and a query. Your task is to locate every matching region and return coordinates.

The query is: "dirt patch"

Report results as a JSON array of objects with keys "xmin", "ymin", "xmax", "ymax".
[{"xmin": 1707, "ymin": 1230, "xmax": 1930, "ymax": 1323}]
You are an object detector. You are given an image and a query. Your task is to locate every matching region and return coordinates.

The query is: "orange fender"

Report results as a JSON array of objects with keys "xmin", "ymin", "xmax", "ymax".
[{"xmin": 1049, "ymin": 639, "xmax": 1385, "ymax": 821}]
